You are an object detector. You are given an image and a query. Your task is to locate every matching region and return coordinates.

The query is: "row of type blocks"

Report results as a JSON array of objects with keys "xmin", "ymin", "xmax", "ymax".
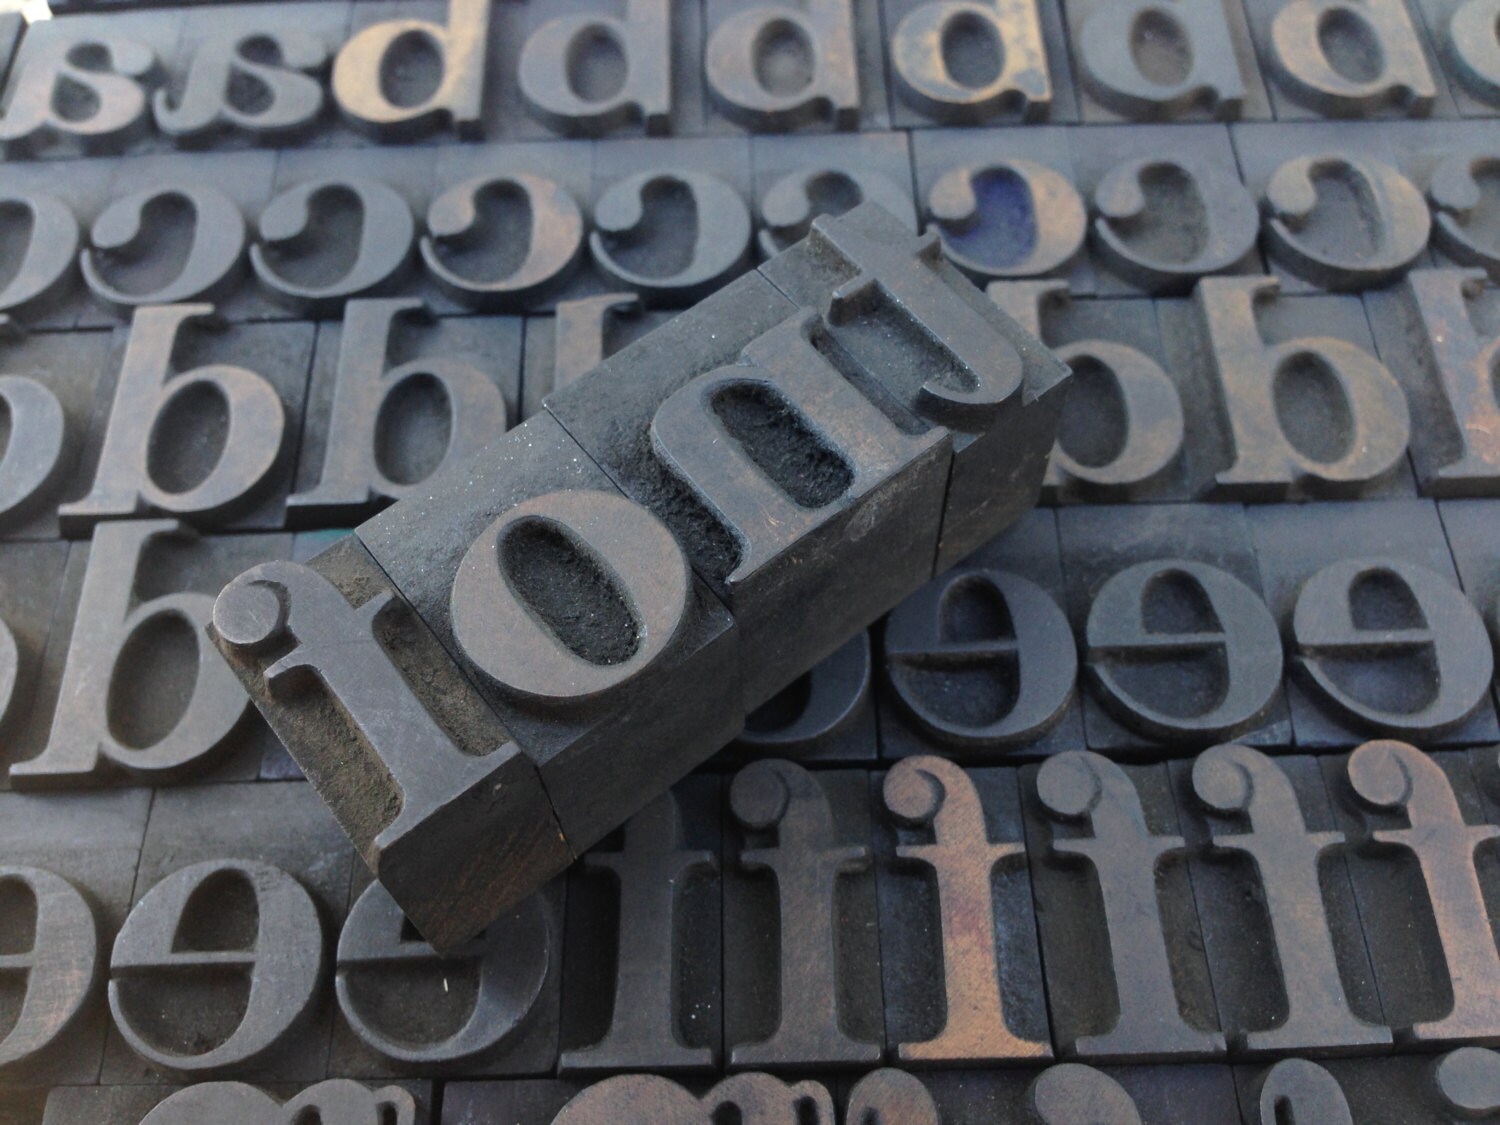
[
  {"xmin": 27, "ymin": 1051, "xmax": 1500, "ymax": 1122},
  {"xmin": 25, "ymin": 1048, "xmax": 1500, "ymax": 1123},
  {"xmin": 5, "ymin": 116, "xmax": 1500, "ymax": 327},
  {"xmin": 6, "ymin": 494, "xmax": 1500, "ymax": 785},
  {"xmin": 6, "ymin": 260, "xmax": 1500, "ymax": 541},
  {"xmin": 4, "ymin": 0, "xmax": 1500, "ymax": 157},
  {"xmin": 7, "ymin": 739, "xmax": 1500, "ymax": 1095}
]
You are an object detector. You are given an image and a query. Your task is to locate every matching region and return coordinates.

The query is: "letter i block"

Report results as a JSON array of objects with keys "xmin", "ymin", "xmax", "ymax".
[{"xmin": 760, "ymin": 202, "xmax": 1073, "ymax": 569}]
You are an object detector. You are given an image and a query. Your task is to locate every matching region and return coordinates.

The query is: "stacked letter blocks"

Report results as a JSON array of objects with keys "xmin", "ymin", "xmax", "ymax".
[{"xmin": 4, "ymin": 0, "xmax": 1500, "ymax": 1121}]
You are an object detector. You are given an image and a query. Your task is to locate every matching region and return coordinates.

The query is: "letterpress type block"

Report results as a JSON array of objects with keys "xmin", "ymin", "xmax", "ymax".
[
  {"xmin": 1418, "ymin": 0, "xmax": 1500, "ymax": 114},
  {"xmin": 874, "ymin": 758, "xmax": 1051, "ymax": 1064},
  {"xmin": 701, "ymin": 0, "xmax": 889, "ymax": 133},
  {"xmin": 723, "ymin": 760, "xmax": 883, "ymax": 1069},
  {"xmin": 989, "ymin": 283, "xmax": 1194, "ymax": 504},
  {"xmin": 329, "ymin": 871, "xmax": 564, "ymax": 1078},
  {"xmin": 751, "ymin": 132, "xmax": 917, "ymax": 259},
  {"xmin": 0, "ymin": 8, "xmax": 178, "ymax": 158},
  {"xmin": 0, "ymin": 328, "xmax": 114, "ymax": 542},
  {"xmin": 1158, "ymin": 276, "xmax": 1417, "ymax": 499},
  {"xmin": 1230, "ymin": 122, "xmax": 1434, "ymax": 293},
  {"xmin": 869, "ymin": 1062, "xmax": 1240, "ymax": 1123},
  {"xmin": 45, "ymin": 1082, "xmax": 430, "ymax": 1125},
  {"xmin": 60, "ymin": 309, "xmax": 315, "ymax": 535},
  {"xmin": 547, "ymin": 1072, "xmax": 866, "ymax": 1124},
  {"xmin": 1378, "ymin": 119, "xmax": 1500, "ymax": 277},
  {"xmin": 1239, "ymin": 1050, "xmax": 1500, "ymax": 1124},
  {"xmin": 545, "ymin": 266, "xmax": 948, "ymax": 707},
  {"xmin": 332, "ymin": 0, "xmax": 489, "ymax": 143},
  {"xmin": 220, "ymin": 207, "xmax": 1067, "ymax": 951},
  {"xmin": 1021, "ymin": 753, "xmax": 1225, "ymax": 1061},
  {"xmin": 1057, "ymin": 503, "xmax": 1290, "ymax": 754},
  {"xmin": 99, "ymin": 780, "xmax": 355, "ymax": 1083},
  {"xmin": 0, "ymin": 541, "xmax": 70, "ymax": 787},
  {"xmin": 0, "ymin": 789, "xmax": 149, "ymax": 1087},
  {"xmin": 1248, "ymin": 499, "xmax": 1499, "ymax": 747},
  {"xmin": 1241, "ymin": 0, "xmax": 1452, "ymax": 119},
  {"xmin": 1323, "ymin": 741, "xmax": 1500, "ymax": 1046},
  {"xmin": 1066, "ymin": 124, "xmax": 1261, "ymax": 297},
  {"xmin": 41, "ymin": 1086, "xmax": 183, "ymax": 1125},
  {"xmin": 154, "ymin": 2, "xmax": 349, "ymax": 149},
  {"xmin": 78, "ymin": 151, "xmax": 277, "ymax": 324},
  {"xmin": 289, "ymin": 300, "xmax": 522, "ymax": 528},
  {"xmin": 559, "ymin": 777, "xmax": 721, "ymax": 1072},
  {"xmin": 759, "ymin": 201, "xmax": 1073, "ymax": 569},
  {"xmin": 355, "ymin": 408, "xmax": 741, "ymax": 851},
  {"xmin": 0, "ymin": 158, "xmax": 119, "ymax": 331},
  {"xmin": 1441, "ymin": 500, "xmax": 1500, "ymax": 716},
  {"xmin": 879, "ymin": 508, "xmax": 1082, "ymax": 763},
  {"xmin": 588, "ymin": 137, "xmax": 755, "ymax": 305},
  {"xmin": 490, "ymin": 0, "xmax": 706, "ymax": 139},
  {"xmin": 9, "ymin": 523, "xmax": 290, "ymax": 787},
  {"xmin": 1063, "ymin": 0, "xmax": 1271, "ymax": 123},
  {"xmin": 1170, "ymin": 748, "xmax": 1389, "ymax": 1057},
  {"xmin": 424, "ymin": 140, "xmax": 595, "ymax": 314},
  {"xmin": 250, "ymin": 146, "xmax": 429, "ymax": 318},
  {"xmin": 881, "ymin": 0, "xmax": 1078, "ymax": 126},
  {"xmin": 908, "ymin": 126, "xmax": 1091, "ymax": 294},
  {"xmin": 211, "ymin": 527, "xmax": 571, "ymax": 953},
  {"xmin": 1368, "ymin": 269, "xmax": 1500, "ymax": 496}
]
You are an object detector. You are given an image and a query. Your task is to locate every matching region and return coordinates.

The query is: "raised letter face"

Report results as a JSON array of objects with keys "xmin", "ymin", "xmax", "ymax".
[{"xmin": 109, "ymin": 859, "xmax": 323, "ymax": 1074}]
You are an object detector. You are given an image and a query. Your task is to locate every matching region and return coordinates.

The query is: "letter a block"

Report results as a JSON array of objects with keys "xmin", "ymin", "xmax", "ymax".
[{"xmin": 213, "ymin": 203, "xmax": 1069, "ymax": 950}]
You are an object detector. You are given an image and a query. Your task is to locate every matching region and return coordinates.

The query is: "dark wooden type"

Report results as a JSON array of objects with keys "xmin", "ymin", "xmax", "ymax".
[
  {"xmin": 1237, "ymin": 1048, "xmax": 1500, "ymax": 1123},
  {"xmin": 877, "ymin": 508, "xmax": 1083, "ymax": 763},
  {"xmin": 1168, "ymin": 748, "xmax": 1389, "ymax": 1057},
  {"xmin": 10, "ymin": 4, "xmax": 1500, "ymax": 1108},
  {"xmin": 40, "ymin": 1079, "xmax": 433, "ymax": 1125},
  {"xmin": 558, "ymin": 777, "xmax": 722, "ymax": 1074},
  {"xmin": 1247, "ymin": 499, "xmax": 1500, "ymax": 748},
  {"xmin": 0, "ymin": 789, "xmax": 148, "ymax": 1087},
  {"xmin": 722, "ymin": 761, "xmax": 883, "ymax": 1071},
  {"xmin": 214, "ymin": 202, "xmax": 1068, "ymax": 951},
  {"xmin": 1156, "ymin": 275, "xmax": 1418, "ymax": 501},
  {"xmin": 328, "ymin": 871, "xmax": 565, "ymax": 1078},
  {"xmin": 99, "ymin": 780, "xmax": 356, "ymax": 1083},
  {"xmin": 7, "ymin": 523, "xmax": 291, "ymax": 788},
  {"xmin": 873, "ymin": 758, "xmax": 1051, "ymax": 1064},
  {"xmin": 1367, "ymin": 269, "xmax": 1500, "ymax": 497},
  {"xmin": 59, "ymin": 310, "xmax": 316, "ymax": 536},
  {"xmin": 1061, "ymin": 0, "xmax": 1271, "ymax": 124},
  {"xmin": 1323, "ymin": 742, "xmax": 1500, "ymax": 1047},
  {"xmin": 1020, "ymin": 753, "xmax": 1225, "ymax": 1062},
  {"xmin": 1055, "ymin": 503, "xmax": 1290, "ymax": 754}
]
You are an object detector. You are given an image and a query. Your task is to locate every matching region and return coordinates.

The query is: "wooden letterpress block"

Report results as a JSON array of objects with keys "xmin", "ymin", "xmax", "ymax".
[
  {"xmin": 1248, "ymin": 500, "xmax": 1498, "ymax": 748},
  {"xmin": 874, "ymin": 759, "xmax": 1051, "ymax": 1064},
  {"xmin": 1169, "ymin": 749, "xmax": 1389, "ymax": 1057},
  {"xmin": 1057, "ymin": 503, "xmax": 1290, "ymax": 754},
  {"xmin": 99, "ymin": 781, "xmax": 357, "ymax": 1083},
  {"xmin": 878, "ymin": 508, "xmax": 1083, "ymax": 764},
  {"xmin": 0, "ymin": 789, "xmax": 150, "ymax": 1086},
  {"xmin": 1021, "ymin": 753, "xmax": 1225, "ymax": 1061}
]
